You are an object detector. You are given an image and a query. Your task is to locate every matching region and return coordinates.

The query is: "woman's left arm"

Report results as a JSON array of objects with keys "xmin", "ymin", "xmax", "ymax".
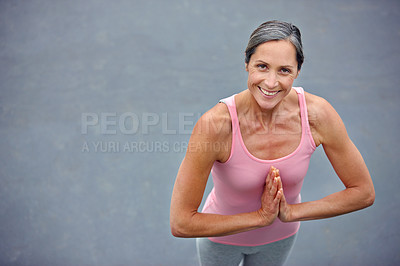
[{"xmin": 279, "ymin": 95, "xmax": 375, "ymax": 222}]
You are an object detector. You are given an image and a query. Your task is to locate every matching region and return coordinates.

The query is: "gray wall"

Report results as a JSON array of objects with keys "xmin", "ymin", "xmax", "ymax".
[{"xmin": 0, "ymin": 0, "xmax": 399, "ymax": 265}]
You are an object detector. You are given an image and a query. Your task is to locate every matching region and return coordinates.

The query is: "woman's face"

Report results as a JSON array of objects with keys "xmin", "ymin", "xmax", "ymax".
[{"xmin": 246, "ymin": 40, "xmax": 299, "ymax": 110}]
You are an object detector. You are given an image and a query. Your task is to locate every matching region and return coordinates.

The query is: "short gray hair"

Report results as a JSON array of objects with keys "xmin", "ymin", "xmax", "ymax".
[{"xmin": 245, "ymin": 20, "xmax": 304, "ymax": 70}]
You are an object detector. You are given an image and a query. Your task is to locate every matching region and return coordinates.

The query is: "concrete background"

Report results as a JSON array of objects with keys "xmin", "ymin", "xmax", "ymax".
[{"xmin": 0, "ymin": 0, "xmax": 399, "ymax": 265}]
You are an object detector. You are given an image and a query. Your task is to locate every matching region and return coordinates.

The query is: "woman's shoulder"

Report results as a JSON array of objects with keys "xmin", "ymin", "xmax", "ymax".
[
  {"xmin": 304, "ymin": 90, "xmax": 327, "ymax": 107},
  {"xmin": 304, "ymin": 91, "xmax": 342, "ymax": 146},
  {"xmin": 304, "ymin": 91, "xmax": 338, "ymax": 121},
  {"xmin": 193, "ymin": 100, "xmax": 232, "ymax": 141}
]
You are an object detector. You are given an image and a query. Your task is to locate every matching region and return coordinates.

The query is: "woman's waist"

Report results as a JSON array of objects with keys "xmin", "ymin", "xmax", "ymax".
[
  {"xmin": 207, "ymin": 218, "xmax": 300, "ymax": 246},
  {"xmin": 202, "ymin": 190, "xmax": 301, "ymax": 215}
]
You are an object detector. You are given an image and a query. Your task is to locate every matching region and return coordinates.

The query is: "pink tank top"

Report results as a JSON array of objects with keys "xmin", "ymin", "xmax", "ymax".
[{"xmin": 202, "ymin": 87, "xmax": 316, "ymax": 246}]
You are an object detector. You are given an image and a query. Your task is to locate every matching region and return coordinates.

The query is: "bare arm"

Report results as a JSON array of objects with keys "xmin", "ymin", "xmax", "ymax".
[
  {"xmin": 278, "ymin": 95, "xmax": 375, "ymax": 222},
  {"xmin": 170, "ymin": 104, "xmax": 282, "ymax": 238}
]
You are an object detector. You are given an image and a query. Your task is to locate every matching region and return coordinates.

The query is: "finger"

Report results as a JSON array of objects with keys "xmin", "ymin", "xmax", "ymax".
[
  {"xmin": 269, "ymin": 171, "xmax": 277, "ymax": 189},
  {"xmin": 271, "ymin": 172, "xmax": 280, "ymax": 194},
  {"xmin": 274, "ymin": 168, "xmax": 279, "ymax": 178},
  {"xmin": 270, "ymin": 176, "xmax": 278, "ymax": 196},
  {"xmin": 269, "ymin": 166, "xmax": 275, "ymax": 180},
  {"xmin": 266, "ymin": 166, "xmax": 275, "ymax": 189},
  {"xmin": 278, "ymin": 189, "xmax": 286, "ymax": 210},
  {"xmin": 274, "ymin": 173, "xmax": 284, "ymax": 193},
  {"xmin": 273, "ymin": 190, "xmax": 282, "ymax": 204},
  {"xmin": 276, "ymin": 175, "xmax": 283, "ymax": 191}
]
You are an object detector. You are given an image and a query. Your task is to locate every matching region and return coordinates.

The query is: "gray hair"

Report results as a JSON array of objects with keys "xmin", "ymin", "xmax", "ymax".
[{"xmin": 245, "ymin": 20, "xmax": 304, "ymax": 70}]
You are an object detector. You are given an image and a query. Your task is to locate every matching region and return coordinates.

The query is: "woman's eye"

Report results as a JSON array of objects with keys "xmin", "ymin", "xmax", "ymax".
[
  {"xmin": 280, "ymin": 68, "xmax": 291, "ymax": 74},
  {"xmin": 257, "ymin": 64, "xmax": 267, "ymax": 70}
]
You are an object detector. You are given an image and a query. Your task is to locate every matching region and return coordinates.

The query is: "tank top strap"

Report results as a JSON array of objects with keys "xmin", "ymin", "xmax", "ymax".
[
  {"xmin": 293, "ymin": 87, "xmax": 316, "ymax": 149},
  {"xmin": 219, "ymin": 94, "xmax": 240, "ymax": 134},
  {"xmin": 218, "ymin": 94, "xmax": 241, "ymax": 161}
]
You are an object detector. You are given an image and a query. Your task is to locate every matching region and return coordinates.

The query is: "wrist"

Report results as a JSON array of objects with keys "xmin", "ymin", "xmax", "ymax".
[
  {"xmin": 254, "ymin": 209, "xmax": 275, "ymax": 227},
  {"xmin": 279, "ymin": 203, "xmax": 296, "ymax": 223},
  {"xmin": 285, "ymin": 204, "xmax": 297, "ymax": 222}
]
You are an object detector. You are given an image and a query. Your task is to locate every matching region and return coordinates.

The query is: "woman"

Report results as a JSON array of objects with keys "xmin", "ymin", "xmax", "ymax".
[{"xmin": 170, "ymin": 20, "xmax": 375, "ymax": 266}]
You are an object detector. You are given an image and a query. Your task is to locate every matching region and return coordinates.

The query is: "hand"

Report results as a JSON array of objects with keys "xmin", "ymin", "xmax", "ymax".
[
  {"xmin": 276, "ymin": 175, "xmax": 293, "ymax": 223},
  {"xmin": 257, "ymin": 166, "xmax": 282, "ymax": 226}
]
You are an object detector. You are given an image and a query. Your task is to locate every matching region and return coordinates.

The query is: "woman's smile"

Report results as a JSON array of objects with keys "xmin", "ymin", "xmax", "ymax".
[{"xmin": 258, "ymin": 86, "xmax": 282, "ymax": 98}]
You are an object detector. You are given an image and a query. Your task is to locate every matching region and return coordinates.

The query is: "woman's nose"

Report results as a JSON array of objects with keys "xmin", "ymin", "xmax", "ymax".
[{"xmin": 263, "ymin": 72, "xmax": 278, "ymax": 89}]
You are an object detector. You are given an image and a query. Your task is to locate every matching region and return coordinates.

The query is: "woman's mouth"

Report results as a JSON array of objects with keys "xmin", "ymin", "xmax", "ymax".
[{"xmin": 258, "ymin": 86, "xmax": 281, "ymax": 97}]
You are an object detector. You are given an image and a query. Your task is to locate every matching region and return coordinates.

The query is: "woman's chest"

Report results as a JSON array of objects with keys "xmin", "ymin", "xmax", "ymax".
[{"xmin": 239, "ymin": 116, "xmax": 302, "ymax": 160}]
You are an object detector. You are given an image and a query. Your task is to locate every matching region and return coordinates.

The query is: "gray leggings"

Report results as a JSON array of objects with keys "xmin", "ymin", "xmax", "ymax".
[{"xmin": 196, "ymin": 234, "xmax": 296, "ymax": 266}]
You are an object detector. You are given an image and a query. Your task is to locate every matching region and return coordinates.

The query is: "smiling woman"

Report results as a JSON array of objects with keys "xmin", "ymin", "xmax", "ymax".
[
  {"xmin": 246, "ymin": 40, "xmax": 299, "ymax": 110},
  {"xmin": 170, "ymin": 20, "xmax": 375, "ymax": 266}
]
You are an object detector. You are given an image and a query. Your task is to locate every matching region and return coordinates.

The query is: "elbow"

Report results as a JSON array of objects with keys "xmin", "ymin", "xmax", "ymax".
[
  {"xmin": 352, "ymin": 183, "xmax": 375, "ymax": 209},
  {"xmin": 365, "ymin": 188, "xmax": 375, "ymax": 207},
  {"xmin": 170, "ymin": 216, "xmax": 193, "ymax": 238},
  {"xmin": 170, "ymin": 225, "xmax": 180, "ymax": 238},
  {"xmin": 170, "ymin": 223, "xmax": 193, "ymax": 238},
  {"xmin": 170, "ymin": 222, "xmax": 186, "ymax": 238},
  {"xmin": 359, "ymin": 185, "xmax": 375, "ymax": 209},
  {"xmin": 171, "ymin": 227, "xmax": 187, "ymax": 238}
]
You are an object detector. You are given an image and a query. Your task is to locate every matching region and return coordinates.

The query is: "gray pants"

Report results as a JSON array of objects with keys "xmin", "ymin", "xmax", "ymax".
[{"xmin": 196, "ymin": 234, "xmax": 296, "ymax": 266}]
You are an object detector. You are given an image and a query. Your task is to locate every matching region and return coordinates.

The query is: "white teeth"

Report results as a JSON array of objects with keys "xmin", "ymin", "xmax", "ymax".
[{"xmin": 259, "ymin": 87, "xmax": 279, "ymax": 96}]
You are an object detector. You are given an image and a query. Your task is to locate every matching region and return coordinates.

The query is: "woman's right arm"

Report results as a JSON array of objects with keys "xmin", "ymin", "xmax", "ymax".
[{"xmin": 170, "ymin": 104, "xmax": 282, "ymax": 238}]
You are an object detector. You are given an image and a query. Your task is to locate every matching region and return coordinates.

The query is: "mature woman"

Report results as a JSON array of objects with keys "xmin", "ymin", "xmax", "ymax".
[{"xmin": 170, "ymin": 20, "xmax": 375, "ymax": 266}]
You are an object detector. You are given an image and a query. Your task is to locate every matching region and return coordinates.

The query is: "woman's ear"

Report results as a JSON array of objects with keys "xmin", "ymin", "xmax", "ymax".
[{"xmin": 245, "ymin": 62, "xmax": 249, "ymax": 72}]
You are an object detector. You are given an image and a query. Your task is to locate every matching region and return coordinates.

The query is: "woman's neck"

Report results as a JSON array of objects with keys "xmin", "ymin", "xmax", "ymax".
[{"xmin": 236, "ymin": 89, "xmax": 291, "ymax": 128}]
